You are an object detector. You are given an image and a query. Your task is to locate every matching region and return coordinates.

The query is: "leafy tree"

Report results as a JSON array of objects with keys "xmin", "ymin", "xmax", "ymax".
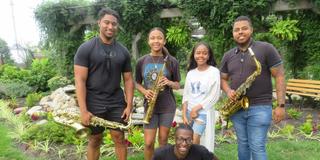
[
  {"xmin": 178, "ymin": 0, "xmax": 275, "ymax": 61},
  {"xmin": 0, "ymin": 38, "xmax": 14, "ymax": 65},
  {"xmin": 270, "ymin": 19, "xmax": 301, "ymax": 41},
  {"xmin": 34, "ymin": 0, "xmax": 90, "ymax": 76}
]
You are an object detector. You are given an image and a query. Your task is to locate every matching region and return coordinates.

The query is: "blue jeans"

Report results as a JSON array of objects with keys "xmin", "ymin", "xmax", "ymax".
[{"xmin": 230, "ymin": 105, "xmax": 272, "ymax": 160}]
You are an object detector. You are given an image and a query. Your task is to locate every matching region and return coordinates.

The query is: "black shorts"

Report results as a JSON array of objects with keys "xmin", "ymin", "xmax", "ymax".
[{"xmin": 88, "ymin": 106, "xmax": 126, "ymax": 135}]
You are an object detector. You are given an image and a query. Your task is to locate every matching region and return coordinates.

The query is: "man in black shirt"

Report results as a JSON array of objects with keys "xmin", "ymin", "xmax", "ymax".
[
  {"xmin": 152, "ymin": 124, "xmax": 218, "ymax": 160},
  {"xmin": 74, "ymin": 8, "xmax": 134, "ymax": 160}
]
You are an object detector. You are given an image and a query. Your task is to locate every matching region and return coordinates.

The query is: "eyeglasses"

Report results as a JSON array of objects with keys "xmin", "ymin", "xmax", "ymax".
[{"xmin": 176, "ymin": 137, "xmax": 192, "ymax": 144}]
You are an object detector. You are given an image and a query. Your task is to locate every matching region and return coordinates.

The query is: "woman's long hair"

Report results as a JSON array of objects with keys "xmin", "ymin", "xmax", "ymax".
[{"xmin": 187, "ymin": 42, "xmax": 217, "ymax": 71}]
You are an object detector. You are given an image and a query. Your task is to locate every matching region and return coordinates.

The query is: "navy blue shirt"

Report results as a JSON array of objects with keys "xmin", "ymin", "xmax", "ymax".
[{"xmin": 220, "ymin": 40, "xmax": 282, "ymax": 105}]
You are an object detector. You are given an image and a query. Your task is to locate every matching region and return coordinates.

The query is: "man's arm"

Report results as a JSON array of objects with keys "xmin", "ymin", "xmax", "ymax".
[
  {"xmin": 270, "ymin": 63, "xmax": 286, "ymax": 123},
  {"xmin": 122, "ymin": 72, "xmax": 134, "ymax": 121},
  {"xmin": 221, "ymin": 73, "xmax": 236, "ymax": 101},
  {"xmin": 74, "ymin": 65, "xmax": 91, "ymax": 126}
]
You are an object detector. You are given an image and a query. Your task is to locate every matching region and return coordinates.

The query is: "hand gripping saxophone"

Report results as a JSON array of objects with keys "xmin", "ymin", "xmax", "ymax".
[
  {"xmin": 53, "ymin": 108, "xmax": 132, "ymax": 138},
  {"xmin": 219, "ymin": 47, "xmax": 261, "ymax": 120},
  {"xmin": 143, "ymin": 55, "xmax": 168, "ymax": 124}
]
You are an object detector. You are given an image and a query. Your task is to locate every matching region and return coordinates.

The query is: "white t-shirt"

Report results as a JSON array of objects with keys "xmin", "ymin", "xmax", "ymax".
[{"xmin": 182, "ymin": 66, "xmax": 220, "ymax": 114}]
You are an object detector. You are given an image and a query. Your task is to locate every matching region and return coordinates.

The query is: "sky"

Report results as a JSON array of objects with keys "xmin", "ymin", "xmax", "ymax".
[{"xmin": 0, "ymin": 0, "xmax": 42, "ymax": 62}]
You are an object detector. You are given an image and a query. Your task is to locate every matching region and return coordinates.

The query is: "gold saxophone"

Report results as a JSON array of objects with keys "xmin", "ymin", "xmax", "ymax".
[
  {"xmin": 219, "ymin": 47, "xmax": 261, "ymax": 120},
  {"xmin": 53, "ymin": 109, "xmax": 132, "ymax": 138},
  {"xmin": 143, "ymin": 56, "xmax": 168, "ymax": 124}
]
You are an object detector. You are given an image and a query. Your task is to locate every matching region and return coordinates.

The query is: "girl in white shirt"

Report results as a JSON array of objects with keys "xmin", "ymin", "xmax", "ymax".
[{"xmin": 182, "ymin": 42, "xmax": 221, "ymax": 152}]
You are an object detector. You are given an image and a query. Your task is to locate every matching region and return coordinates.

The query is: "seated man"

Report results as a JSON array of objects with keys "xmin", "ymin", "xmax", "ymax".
[{"xmin": 152, "ymin": 124, "xmax": 219, "ymax": 160}]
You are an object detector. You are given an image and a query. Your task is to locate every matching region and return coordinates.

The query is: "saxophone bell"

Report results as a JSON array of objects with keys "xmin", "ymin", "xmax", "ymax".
[{"xmin": 70, "ymin": 122, "xmax": 91, "ymax": 139}]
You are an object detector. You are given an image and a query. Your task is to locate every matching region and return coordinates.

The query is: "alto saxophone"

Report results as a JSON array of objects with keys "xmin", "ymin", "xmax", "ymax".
[
  {"xmin": 219, "ymin": 47, "xmax": 261, "ymax": 120},
  {"xmin": 53, "ymin": 108, "xmax": 132, "ymax": 138},
  {"xmin": 143, "ymin": 56, "xmax": 168, "ymax": 124}
]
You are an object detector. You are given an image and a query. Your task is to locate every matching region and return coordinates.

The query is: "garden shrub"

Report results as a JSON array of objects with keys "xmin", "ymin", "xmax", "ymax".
[
  {"xmin": 0, "ymin": 65, "xmax": 31, "ymax": 83},
  {"xmin": 299, "ymin": 121, "xmax": 313, "ymax": 135},
  {"xmin": 47, "ymin": 75, "xmax": 71, "ymax": 91},
  {"xmin": 127, "ymin": 127, "xmax": 144, "ymax": 150},
  {"xmin": 287, "ymin": 108, "xmax": 302, "ymax": 120},
  {"xmin": 29, "ymin": 59, "xmax": 57, "ymax": 92},
  {"xmin": 22, "ymin": 120, "xmax": 80, "ymax": 145},
  {"xmin": 26, "ymin": 93, "xmax": 43, "ymax": 107},
  {"xmin": 0, "ymin": 79, "xmax": 33, "ymax": 98}
]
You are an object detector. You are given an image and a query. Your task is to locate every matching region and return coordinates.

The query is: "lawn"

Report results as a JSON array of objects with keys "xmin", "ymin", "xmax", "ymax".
[
  {"xmin": 102, "ymin": 140, "xmax": 320, "ymax": 160},
  {"xmin": 1, "ymin": 119, "xmax": 320, "ymax": 160}
]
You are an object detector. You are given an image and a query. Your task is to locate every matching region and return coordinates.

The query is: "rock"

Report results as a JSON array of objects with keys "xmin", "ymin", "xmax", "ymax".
[
  {"xmin": 13, "ymin": 107, "xmax": 28, "ymax": 115},
  {"xmin": 26, "ymin": 106, "xmax": 42, "ymax": 116},
  {"xmin": 135, "ymin": 107, "xmax": 144, "ymax": 114},
  {"xmin": 35, "ymin": 119, "xmax": 48, "ymax": 125},
  {"xmin": 132, "ymin": 113, "xmax": 144, "ymax": 120}
]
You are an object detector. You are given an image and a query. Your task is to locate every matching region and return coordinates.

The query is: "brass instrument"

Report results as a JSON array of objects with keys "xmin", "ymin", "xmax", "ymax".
[
  {"xmin": 219, "ymin": 47, "xmax": 261, "ymax": 120},
  {"xmin": 143, "ymin": 56, "xmax": 168, "ymax": 124},
  {"xmin": 53, "ymin": 108, "xmax": 132, "ymax": 138}
]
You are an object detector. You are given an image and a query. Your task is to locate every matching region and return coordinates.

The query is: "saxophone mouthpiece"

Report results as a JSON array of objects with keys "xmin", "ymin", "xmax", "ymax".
[{"xmin": 248, "ymin": 47, "xmax": 254, "ymax": 56}]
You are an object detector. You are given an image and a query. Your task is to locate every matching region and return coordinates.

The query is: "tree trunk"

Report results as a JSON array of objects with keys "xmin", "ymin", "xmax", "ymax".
[{"xmin": 131, "ymin": 32, "xmax": 142, "ymax": 60}]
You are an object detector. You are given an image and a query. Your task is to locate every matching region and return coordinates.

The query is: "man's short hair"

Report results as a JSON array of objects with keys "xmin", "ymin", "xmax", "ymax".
[
  {"xmin": 98, "ymin": 8, "xmax": 120, "ymax": 21},
  {"xmin": 175, "ymin": 123, "xmax": 194, "ymax": 135},
  {"xmin": 232, "ymin": 16, "xmax": 252, "ymax": 28}
]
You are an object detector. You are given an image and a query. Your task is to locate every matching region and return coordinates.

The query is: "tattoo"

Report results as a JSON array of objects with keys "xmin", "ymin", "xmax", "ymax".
[{"xmin": 271, "ymin": 64, "xmax": 286, "ymax": 105}]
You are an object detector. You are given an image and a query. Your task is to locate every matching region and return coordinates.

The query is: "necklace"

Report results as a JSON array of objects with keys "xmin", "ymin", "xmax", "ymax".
[{"xmin": 150, "ymin": 54, "xmax": 162, "ymax": 69}]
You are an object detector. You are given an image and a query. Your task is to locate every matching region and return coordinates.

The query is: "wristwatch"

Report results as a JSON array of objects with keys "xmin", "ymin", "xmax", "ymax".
[{"xmin": 279, "ymin": 104, "xmax": 285, "ymax": 108}]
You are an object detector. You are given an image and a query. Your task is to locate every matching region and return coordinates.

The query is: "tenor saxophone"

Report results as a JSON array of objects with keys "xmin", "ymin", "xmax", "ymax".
[
  {"xmin": 143, "ymin": 56, "xmax": 168, "ymax": 124},
  {"xmin": 53, "ymin": 109, "xmax": 132, "ymax": 138},
  {"xmin": 219, "ymin": 47, "xmax": 261, "ymax": 120}
]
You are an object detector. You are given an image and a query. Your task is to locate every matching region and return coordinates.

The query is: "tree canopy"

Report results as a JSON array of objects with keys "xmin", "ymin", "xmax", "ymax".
[
  {"xmin": 34, "ymin": 0, "xmax": 320, "ymax": 79},
  {"xmin": 0, "ymin": 38, "xmax": 14, "ymax": 65}
]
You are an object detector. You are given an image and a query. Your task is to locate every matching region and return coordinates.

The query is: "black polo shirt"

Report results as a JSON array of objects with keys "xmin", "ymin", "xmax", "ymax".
[{"xmin": 220, "ymin": 40, "xmax": 282, "ymax": 106}]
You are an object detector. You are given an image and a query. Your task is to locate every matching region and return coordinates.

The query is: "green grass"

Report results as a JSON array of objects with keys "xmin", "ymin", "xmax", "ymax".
[
  {"xmin": 215, "ymin": 140, "xmax": 320, "ymax": 160},
  {"xmin": 0, "ymin": 123, "xmax": 33, "ymax": 160},
  {"xmin": 102, "ymin": 140, "xmax": 320, "ymax": 160}
]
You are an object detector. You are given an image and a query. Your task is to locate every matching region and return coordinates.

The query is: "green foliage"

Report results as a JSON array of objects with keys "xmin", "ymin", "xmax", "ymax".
[
  {"xmin": 84, "ymin": 30, "xmax": 99, "ymax": 41},
  {"xmin": 35, "ymin": 0, "xmax": 89, "ymax": 76},
  {"xmin": 166, "ymin": 25, "xmax": 191, "ymax": 47},
  {"xmin": 26, "ymin": 93, "xmax": 43, "ymax": 108},
  {"xmin": 29, "ymin": 59, "xmax": 56, "ymax": 92},
  {"xmin": 278, "ymin": 11, "xmax": 320, "ymax": 79},
  {"xmin": 103, "ymin": 131, "xmax": 114, "ymax": 146},
  {"xmin": 178, "ymin": 0, "xmax": 273, "ymax": 59},
  {"xmin": 174, "ymin": 92, "xmax": 182, "ymax": 109},
  {"xmin": 299, "ymin": 115, "xmax": 313, "ymax": 135},
  {"xmin": 299, "ymin": 65, "xmax": 320, "ymax": 80},
  {"xmin": 0, "ymin": 65, "xmax": 31, "ymax": 83},
  {"xmin": 47, "ymin": 76, "xmax": 71, "ymax": 91},
  {"xmin": 270, "ymin": 19, "xmax": 301, "ymax": 41},
  {"xmin": 22, "ymin": 121, "xmax": 80, "ymax": 145},
  {"xmin": 299, "ymin": 121, "xmax": 313, "ymax": 135},
  {"xmin": 127, "ymin": 127, "xmax": 144, "ymax": 151},
  {"xmin": 287, "ymin": 108, "xmax": 302, "ymax": 119},
  {"xmin": 0, "ymin": 38, "xmax": 14, "ymax": 65},
  {"xmin": 279, "ymin": 124, "xmax": 295, "ymax": 138},
  {"xmin": 0, "ymin": 123, "xmax": 36, "ymax": 160},
  {"xmin": 0, "ymin": 80, "xmax": 33, "ymax": 98}
]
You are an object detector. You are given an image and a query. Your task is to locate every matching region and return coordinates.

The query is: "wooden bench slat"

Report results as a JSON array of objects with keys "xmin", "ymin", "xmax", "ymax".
[
  {"xmin": 287, "ymin": 86, "xmax": 320, "ymax": 94},
  {"xmin": 287, "ymin": 83, "xmax": 320, "ymax": 89},
  {"xmin": 288, "ymin": 79, "xmax": 320, "ymax": 85},
  {"xmin": 286, "ymin": 91, "xmax": 320, "ymax": 98}
]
